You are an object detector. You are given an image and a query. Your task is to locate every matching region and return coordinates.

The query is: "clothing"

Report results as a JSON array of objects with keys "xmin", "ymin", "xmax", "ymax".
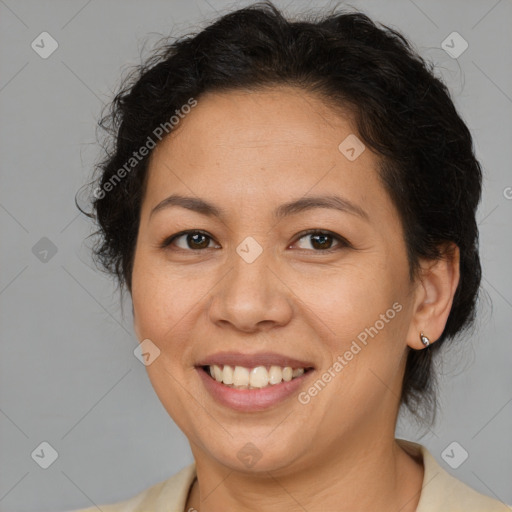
[{"xmin": 72, "ymin": 439, "xmax": 509, "ymax": 511}]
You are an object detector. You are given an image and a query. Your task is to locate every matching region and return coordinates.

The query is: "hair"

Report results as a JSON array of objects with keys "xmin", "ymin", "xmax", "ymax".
[{"xmin": 78, "ymin": 1, "xmax": 482, "ymax": 424}]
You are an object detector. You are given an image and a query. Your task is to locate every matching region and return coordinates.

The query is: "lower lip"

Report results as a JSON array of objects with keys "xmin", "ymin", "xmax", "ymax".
[{"xmin": 196, "ymin": 367, "xmax": 313, "ymax": 412}]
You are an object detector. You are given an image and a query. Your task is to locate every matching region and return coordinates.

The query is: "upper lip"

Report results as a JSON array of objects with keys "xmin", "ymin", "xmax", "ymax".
[{"xmin": 196, "ymin": 352, "xmax": 315, "ymax": 369}]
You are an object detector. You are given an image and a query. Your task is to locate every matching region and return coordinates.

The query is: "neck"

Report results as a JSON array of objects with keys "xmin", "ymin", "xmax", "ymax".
[{"xmin": 186, "ymin": 435, "xmax": 424, "ymax": 512}]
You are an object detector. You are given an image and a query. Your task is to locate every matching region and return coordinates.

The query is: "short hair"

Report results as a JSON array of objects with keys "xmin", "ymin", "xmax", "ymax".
[{"xmin": 80, "ymin": 1, "xmax": 482, "ymax": 423}]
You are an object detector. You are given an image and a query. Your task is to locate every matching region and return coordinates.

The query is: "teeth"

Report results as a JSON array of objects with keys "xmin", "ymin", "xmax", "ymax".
[
  {"xmin": 282, "ymin": 367, "xmax": 293, "ymax": 382},
  {"xmin": 233, "ymin": 366, "xmax": 250, "ymax": 387},
  {"xmin": 223, "ymin": 364, "xmax": 234, "ymax": 385},
  {"xmin": 268, "ymin": 365, "xmax": 283, "ymax": 385},
  {"xmin": 249, "ymin": 366, "xmax": 269, "ymax": 388},
  {"xmin": 207, "ymin": 364, "xmax": 307, "ymax": 389},
  {"xmin": 213, "ymin": 365, "xmax": 223, "ymax": 382}
]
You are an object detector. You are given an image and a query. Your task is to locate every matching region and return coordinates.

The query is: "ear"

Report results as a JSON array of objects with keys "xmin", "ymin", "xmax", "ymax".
[{"xmin": 406, "ymin": 243, "xmax": 460, "ymax": 350}]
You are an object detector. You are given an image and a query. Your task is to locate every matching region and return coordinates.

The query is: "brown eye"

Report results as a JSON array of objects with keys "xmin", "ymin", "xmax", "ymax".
[
  {"xmin": 161, "ymin": 230, "xmax": 218, "ymax": 251},
  {"xmin": 294, "ymin": 230, "xmax": 350, "ymax": 252},
  {"xmin": 183, "ymin": 233, "xmax": 210, "ymax": 249}
]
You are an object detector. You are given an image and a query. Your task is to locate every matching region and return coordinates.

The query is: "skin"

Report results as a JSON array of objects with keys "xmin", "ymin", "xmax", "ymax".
[{"xmin": 131, "ymin": 86, "xmax": 460, "ymax": 511}]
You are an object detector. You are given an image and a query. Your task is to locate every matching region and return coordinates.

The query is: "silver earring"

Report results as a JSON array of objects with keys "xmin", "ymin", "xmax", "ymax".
[{"xmin": 420, "ymin": 332, "xmax": 430, "ymax": 347}]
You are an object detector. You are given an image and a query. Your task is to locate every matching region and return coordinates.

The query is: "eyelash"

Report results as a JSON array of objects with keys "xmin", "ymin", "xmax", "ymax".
[{"xmin": 159, "ymin": 229, "xmax": 352, "ymax": 253}]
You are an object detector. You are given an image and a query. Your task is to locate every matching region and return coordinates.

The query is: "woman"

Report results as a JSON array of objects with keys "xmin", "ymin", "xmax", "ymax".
[{"xmin": 75, "ymin": 2, "xmax": 508, "ymax": 510}]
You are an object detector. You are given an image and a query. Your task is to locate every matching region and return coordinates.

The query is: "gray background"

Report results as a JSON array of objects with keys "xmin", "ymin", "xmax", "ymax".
[{"xmin": 0, "ymin": 0, "xmax": 511, "ymax": 510}]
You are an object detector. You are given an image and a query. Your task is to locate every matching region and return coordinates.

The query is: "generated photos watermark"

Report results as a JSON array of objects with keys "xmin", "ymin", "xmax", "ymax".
[
  {"xmin": 298, "ymin": 301, "xmax": 403, "ymax": 405},
  {"xmin": 93, "ymin": 97, "xmax": 197, "ymax": 200}
]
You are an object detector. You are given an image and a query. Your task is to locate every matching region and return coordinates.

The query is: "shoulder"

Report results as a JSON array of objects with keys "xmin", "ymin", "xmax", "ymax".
[
  {"xmin": 397, "ymin": 439, "xmax": 511, "ymax": 512},
  {"xmin": 69, "ymin": 463, "xmax": 196, "ymax": 512}
]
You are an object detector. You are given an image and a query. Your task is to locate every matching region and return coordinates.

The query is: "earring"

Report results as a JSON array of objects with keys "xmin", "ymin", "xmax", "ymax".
[{"xmin": 420, "ymin": 332, "xmax": 430, "ymax": 348}]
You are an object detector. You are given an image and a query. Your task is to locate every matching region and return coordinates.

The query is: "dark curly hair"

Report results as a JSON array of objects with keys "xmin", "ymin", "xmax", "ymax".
[{"xmin": 79, "ymin": 1, "xmax": 482, "ymax": 423}]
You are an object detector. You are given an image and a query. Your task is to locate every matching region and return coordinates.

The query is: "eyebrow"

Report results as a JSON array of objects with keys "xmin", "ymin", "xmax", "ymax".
[{"xmin": 149, "ymin": 193, "xmax": 369, "ymax": 221}]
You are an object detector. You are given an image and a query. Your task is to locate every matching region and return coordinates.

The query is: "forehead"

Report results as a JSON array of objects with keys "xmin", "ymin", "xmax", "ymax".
[
  {"xmin": 164, "ymin": 86, "xmax": 357, "ymax": 152},
  {"xmin": 142, "ymin": 86, "xmax": 394, "ymax": 223}
]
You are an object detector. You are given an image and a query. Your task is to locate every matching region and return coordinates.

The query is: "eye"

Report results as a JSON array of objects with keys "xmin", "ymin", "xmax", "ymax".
[
  {"xmin": 160, "ymin": 230, "xmax": 219, "ymax": 251},
  {"xmin": 159, "ymin": 229, "xmax": 351, "ymax": 253},
  {"xmin": 292, "ymin": 229, "xmax": 351, "ymax": 252}
]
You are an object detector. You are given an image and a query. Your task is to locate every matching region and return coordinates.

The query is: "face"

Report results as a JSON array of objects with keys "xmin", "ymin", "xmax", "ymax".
[{"xmin": 131, "ymin": 86, "xmax": 417, "ymax": 475}]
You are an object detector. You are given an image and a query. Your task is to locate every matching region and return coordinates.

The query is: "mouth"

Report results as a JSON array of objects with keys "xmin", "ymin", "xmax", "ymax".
[
  {"xmin": 194, "ymin": 353, "xmax": 316, "ymax": 412},
  {"xmin": 200, "ymin": 364, "xmax": 314, "ymax": 390}
]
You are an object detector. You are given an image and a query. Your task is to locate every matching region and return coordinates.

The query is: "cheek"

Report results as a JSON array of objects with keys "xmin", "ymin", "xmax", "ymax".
[
  {"xmin": 131, "ymin": 253, "xmax": 199, "ymax": 408},
  {"xmin": 131, "ymin": 250, "xmax": 218, "ymax": 354},
  {"xmin": 295, "ymin": 260, "xmax": 406, "ymax": 343},
  {"xmin": 132, "ymin": 251, "xmax": 177, "ymax": 340},
  {"xmin": 301, "ymin": 271, "xmax": 410, "ymax": 415}
]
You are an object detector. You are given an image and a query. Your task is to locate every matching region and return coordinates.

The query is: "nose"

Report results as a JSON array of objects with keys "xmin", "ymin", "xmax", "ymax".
[{"xmin": 207, "ymin": 249, "xmax": 294, "ymax": 333}]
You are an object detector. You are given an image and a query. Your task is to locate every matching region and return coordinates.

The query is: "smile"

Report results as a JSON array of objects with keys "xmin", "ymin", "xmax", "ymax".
[
  {"xmin": 196, "ymin": 364, "xmax": 315, "ymax": 412},
  {"xmin": 204, "ymin": 364, "xmax": 310, "ymax": 389}
]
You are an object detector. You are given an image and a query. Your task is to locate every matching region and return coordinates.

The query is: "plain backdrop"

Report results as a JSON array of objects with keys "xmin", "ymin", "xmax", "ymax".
[{"xmin": 0, "ymin": 0, "xmax": 511, "ymax": 510}]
